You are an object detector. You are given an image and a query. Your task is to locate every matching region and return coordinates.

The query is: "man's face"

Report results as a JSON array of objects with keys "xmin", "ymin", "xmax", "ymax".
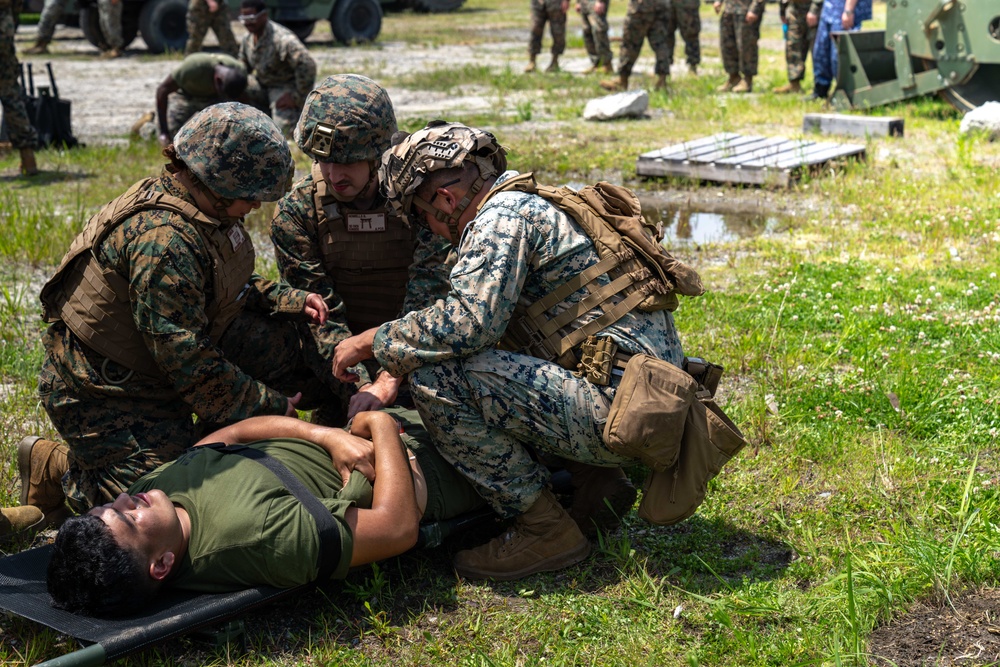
[
  {"xmin": 88, "ymin": 490, "xmax": 182, "ymax": 559},
  {"xmin": 319, "ymin": 161, "xmax": 371, "ymax": 202},
  {"xmin": 238, "ymin": 7, "xmax": 268, "ymax": 35}
]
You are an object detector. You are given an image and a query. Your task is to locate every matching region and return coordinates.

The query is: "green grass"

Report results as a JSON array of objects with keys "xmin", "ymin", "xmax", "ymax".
[{"xmin": 3, "ymin": 0, "xmax": 1000, "ymax": 665}]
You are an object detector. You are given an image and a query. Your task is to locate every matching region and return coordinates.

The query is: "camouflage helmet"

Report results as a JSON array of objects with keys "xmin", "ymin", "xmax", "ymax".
[
  {"xmin": 295, "ymin": 74, "xmax": 397, "ymax": 164},
  {"xmin": 379, "ymin": 120, "xmax": 507, "ymax": 231},
  {"xmin": 174, "ymin": 102, "xmax": 293, "ymax": 202}
]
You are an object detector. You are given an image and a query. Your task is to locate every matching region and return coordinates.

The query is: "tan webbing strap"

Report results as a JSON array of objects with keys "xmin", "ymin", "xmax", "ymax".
[
  {"xmin": 539, "ymin": 272, "xmax": 636, "ymax": 340},
  {"xmin": 525, "ymin": 253, "xmax": 621, "ymax": 320},
  {"xmin": 559, "ymin": 288, "xmax": 649, "ymax": 356}
]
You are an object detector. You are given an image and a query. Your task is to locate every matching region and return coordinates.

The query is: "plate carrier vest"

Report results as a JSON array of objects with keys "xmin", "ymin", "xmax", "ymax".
[{"xmin": 40, "ymin": 177, "xmax": 256, "ymax": 378}]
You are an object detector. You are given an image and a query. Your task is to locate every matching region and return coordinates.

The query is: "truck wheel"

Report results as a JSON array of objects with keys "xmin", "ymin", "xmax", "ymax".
[
  {"xmin": 330, "ymin": 0, "xmax": 382, "ymax": 44},
  {"xmin": 409, "ymin": 0, "xmax": 465, "ymax": 12},
  {"xmin": 139, "ymin": 0, "xmax": 188, "ymax": 54},
  {"xmin": 280, "ymin": 19, "xmax": 316, "ymax": 42},
  {"xmin": 79, "ymin": 4, "xmax": 139, "ymax": 49}
]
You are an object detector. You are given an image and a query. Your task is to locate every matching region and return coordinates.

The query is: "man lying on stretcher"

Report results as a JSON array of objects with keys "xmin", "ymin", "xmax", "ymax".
[{"xmin": 47, "ymin": 408, "xmax": 485, "ymax": 616}]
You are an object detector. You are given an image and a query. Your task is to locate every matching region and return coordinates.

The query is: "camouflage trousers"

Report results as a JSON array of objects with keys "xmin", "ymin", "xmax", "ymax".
[
  {"xmin": 784, "ymin": 1, "xmax": 817, "ymax": 82},
  {"xmin": 579, "ymin": 0, "xmax": 611, "ymax": 67},
  {"xmin": 528, "ymin": 0, "xmax": 567, "ymax": 57},
  {"xmin": 719, "ymin": 8, "xmax": 762, "ymax": 77},
  {"xmin": 39, "ymin": 313, "xmax": 342, "ymax": 513},
  {"xmin": 0, "ymin": 9, "xmax": 38, "ymax": 149},
  {"xmin": 34, "ymin": 0, "xmax": 74, "ymax": 43},
  {"xmin": 244, "ymin": 77, "xmax": 300, "ymax": 138},
  {"xmin": 164, "ymin": 91, "xmax": 218, "ymax": 136},
  {"xmin": 665, "ymin": 0, "xmax": 701, "ymax": 68},
  {"xmin": 618, "ymin": 1, "xmax": 671, "ymax": 77},
  {"xmin": 184, "ymin": 0, "xmax": 239, "ymax": 56},
  {"xmin": 97, "ymin": 0, "xmax": 123, "ymax": 50},
  {"xmin": 409, "ymin": 348, "xmax": 631, "ymax": 517}
]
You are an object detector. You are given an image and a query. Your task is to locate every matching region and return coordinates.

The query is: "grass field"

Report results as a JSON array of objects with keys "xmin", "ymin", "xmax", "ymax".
[{"xmin": 2, "ymin": 0, "xmax": 1000, "ymax": 665}]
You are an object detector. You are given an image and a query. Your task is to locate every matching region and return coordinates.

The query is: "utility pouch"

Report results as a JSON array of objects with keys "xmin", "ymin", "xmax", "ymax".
[
  {"xmin": 682, "ymin": 356, "xmax": 723, "ymax": 397},
  {"xmin": 576, "ymin": 335, "xmax": 618, "ymax": 386},
  {"xmin": 602, "ymin": 355, "xmax": 695, "ymax": 470}
]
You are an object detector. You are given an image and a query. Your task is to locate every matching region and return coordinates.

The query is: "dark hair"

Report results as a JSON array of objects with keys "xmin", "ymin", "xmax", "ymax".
[
  {"xmin": 217, "ymin": 66, "xmax": 248, "ymax": 99},
  {"xmin": 47, "ymin": 515, "xmax": 157, "ymax": 616},
  {"xmin": 240, "ymin": 0, "xmax": 266, "ymax": 13},
  {"xmin": 414, "ymin": 162, "xmax": 477, "ymax": 209}
]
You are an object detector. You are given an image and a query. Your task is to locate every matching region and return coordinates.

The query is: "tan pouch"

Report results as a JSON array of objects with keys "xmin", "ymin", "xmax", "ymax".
[
  {"xmin": 637, "ymin": 395, "xmax": 746, "ymax": 525},
  {"xmin": 602, "ymin": 354, "xmax": 697, "ymax": 471}
]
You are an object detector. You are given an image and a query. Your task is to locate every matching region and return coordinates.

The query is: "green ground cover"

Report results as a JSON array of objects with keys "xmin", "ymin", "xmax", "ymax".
[{"xmin": 2, "ymin": 1, "xmax": 1000, "ymax": 664}]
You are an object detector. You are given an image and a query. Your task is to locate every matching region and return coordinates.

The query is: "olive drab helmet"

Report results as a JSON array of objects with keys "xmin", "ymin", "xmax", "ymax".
[
  {"xmin": 295, "ymin": 74, "xmax": 397, "ymax": 164},
  {"xmin": 174, "ymin": 102, "xmax": 293, "ymax": 202},
  {"xmin": 379, "ymin": 120, "xmax": 507, "ymax": 242}
]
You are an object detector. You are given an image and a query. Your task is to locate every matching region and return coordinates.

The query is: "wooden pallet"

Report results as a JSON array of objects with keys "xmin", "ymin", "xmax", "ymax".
[{"xmin": 635, "ymin": 132, "xmax": 867, "ymax": 187}]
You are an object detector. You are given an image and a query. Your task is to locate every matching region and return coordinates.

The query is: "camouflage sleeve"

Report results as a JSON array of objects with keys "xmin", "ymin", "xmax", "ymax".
[
  {"xmin": 809, "ymin": 0, "xmax": 822, "ymax": 14},
  {"xmin": 242, "ymin": 273, "xmax": 309, "ymax": 315},
  {"xmin": 123, "ymin": 220, "xmax": 287, "ymax": 422},
  {"xmin": 280, "ymin": 34, "xmax": 316, "ymax": 106},
  {"xmin": 400, "ymin": 226, "xmax": 455, "ymax": 315},
  {"xmin": 750, "ymin": 0, "xmax": 765, "ymax": 15},
  {"xmin": 238, "ymin": 35, "xmax": 251, "ymax": 71},
  {"xmin": 373, "ymin": 203, "xmax": 533, "ymax": 377}
]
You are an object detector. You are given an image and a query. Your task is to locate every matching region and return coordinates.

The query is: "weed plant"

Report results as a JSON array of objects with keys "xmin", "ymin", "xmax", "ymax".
[{"xmin": 2, "ymin": 1, "xmax": 1000, "ymax": 665}]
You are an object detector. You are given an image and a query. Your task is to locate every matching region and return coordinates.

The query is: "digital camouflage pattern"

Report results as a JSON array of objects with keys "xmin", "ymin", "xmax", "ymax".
[
  {"xmin": 0, "ymin": 3, "xmax": 39, "ymax": 150},
  {"xmin": 239, "ymin": 20, "xmax": 316, "ymax": 137},
  {"xmin": 32, "ymin": 0, "xmax": 73, "ymax": 44},
  {"xmin": 185, "ymin": 0, "xmax": 239, "ymax": 56},
  {"xmin": 719, "ymin": 0, "xmax": 765, "ymax": 78},
  {"xmin": 665, "ymin": 0, "xmax": 701, "ymax": 69},
  {"xmin": 295, "ymin": 74, "xmax": 397, "ymax": 164},
  {"xmin": 166, "ymin": 53, "xmax": 245, "ymax": 135},
  {"xmin": 782, "ymin": 0, "xmax": 821, "ymax": 82},
  {"xmin": 38, "ymin": 172, "xmax": 329, "ymax": 512},
  {"xmin": 579, "ymin": 0, "xmax": 612, "ymax": 68},
  {"xmin": 617, "ymin": 0, "xmax": 671, "ymax": 78},
  {"xmin": 528, "ymin": 0, "xmax": 567, "ymax": 57},
  {"xmin": 175, "ymin": 102, "xmax": 293, "ymax": 201},
  {"xmin": 373, "ymin": 173, "xmax": 685, "ymax": 515},
  {"xmin": 97, "ymin": 0, "xmax": 123, "ymax": 50}
]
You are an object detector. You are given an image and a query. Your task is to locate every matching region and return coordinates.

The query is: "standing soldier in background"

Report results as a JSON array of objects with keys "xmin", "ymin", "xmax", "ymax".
[
  {"xmin": 525, "ymin": 0, "xmax": 569, "ymax": 73},
  {"xmin": 599, "ymin": 0, "xmax": 671, "ymax": 92},
  {"xmin": 714, "ymin": 0, "xmax": 764, "ymax": 93},
  {"xmin": 97, "ymin": 0, "xmax": 124, "ymax": 58},
  {"xmin": 810, "ymin": 0, "xmax": 868, "ymax": 100},
  {"xmin": 665, "ymin": 0, "xmax": 701, "ymax": 76},
  {"xmin": 271, "ymin": 74, "xmax": 453, "ymax": 425},
  {"xmin": 22, "ymin": 0, "xmax": 72, "ymax": 54},
  {"xmin": 773, "ymin": 0, "xmax": 822, "ymax": 94},
  {"xmin": 1, "ymin": 0, "xmax": 39, "ymax": 175},
  {"xmin": 577, "ymin": 0, "xmax": 612, "ymax": 75},
  {"xmin": 185, "ymin": 0, "xmax": 239, "ymax": 56},
  {"xmin": 237, "ymin": 0, "xmax": 317, "ymax": 137}
]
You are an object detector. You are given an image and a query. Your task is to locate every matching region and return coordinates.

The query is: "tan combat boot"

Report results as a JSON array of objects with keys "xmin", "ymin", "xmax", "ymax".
[
  {"xmin": 654, "ymin": 74, "xmax": 668, "ymax": 91},
  {"xmin": 545, "ymin": 55, "xmax": 560, "ymax": 73},
  {"xmin": 772, "ymin": 80, "xmax": 801, "ymax": 94},
  {"xmin": 453, "ymin": 488, "xmax": 591, "ymax": 580},
  {"xmin": 23, "ymin": 40, "xmax": 50, "ymax": 55},
  {"xmin": 716, "ymin": 73, "xmax": 741, "ymax": 92},
  {"xmin": 524, "ymin": 55, "xmax": 537, "ymax": 73},
  {"xmin": 564, "ymin": 461, "xmax": 637, "ymax": 537},
  {"xmin": 130, "ymin": 110, "xmax": 155, "ymax": 136},
  {"xmin": 601, "ymin": 62, "xmax": 613, "ymax": 74},
  {"xmin": 19, "ymin": 437, "xmax": 69, "ymax": 514},
  {"xmin": 688, "ymin": 64, "xmax": 698, "ymax": 76},
  {"xmin": 599, "ymin": 73, "xmax": 628, "ymax": 92},
  {"xmin": 582, "ymin": 62, "xmax": 598, "ymax": 75},
  {"xmin": 100, "ymin": 48, "xmax": 122, "ymax": 59},
  {"xmin": 0, "ymin": 506, "xmax": 45, "ymax": 540},
  {"xmin": 732, "ymin": 76, "xmax": 753, "ymax": 93},
  {"xmin": 19, "ymin": 148, "xmax": 38, "ymax": 176}
]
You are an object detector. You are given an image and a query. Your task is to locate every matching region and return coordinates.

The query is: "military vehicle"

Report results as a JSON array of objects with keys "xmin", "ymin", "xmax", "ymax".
[{"xmin": 832, "ymin": 0, "xmax": 1000, "ymax": 112}]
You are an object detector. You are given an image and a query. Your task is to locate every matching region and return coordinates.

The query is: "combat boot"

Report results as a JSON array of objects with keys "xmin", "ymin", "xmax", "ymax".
[
  {"xmin": 453, "ymin": 488, "xmax": 591, "ymax": 580},
  {"xmin": 809, "ymin": 82, "xmax": 830, "ymax": 101},
  {"xmin": 688, "ymin": 64, "xmax": 698, "ymax": 76},
  {"xmin": 0, "ymin": 506, "xmax": 45, "ymax": 541},
  {"xmin": 18, "ymin": 437, "xmax": 69, "ymax": 513},
  {"xmin": 772, "ymin": 80, "xmax": 801, "ymax": 94},
  {"xmin": 23, "ymin": 40, "xmax": 50, "ymax": 55},
  {"xmin": 524, "ymin": 55, "xmax": 537, "ymax": 73},
  {"xmin": 601, "ymin": 62, "xmax": 613, "ymax": 74},
  {"xmin": 130, "ymin": 110, "xmax": 155, "ymax": 136},
  {"xmin": 19, "ymin": 148, "xmax": 38, "ymax": 176},
  {"xmin": 716, "ymin": 73, "xmax": 741, "ymax": 92},
  {"xmin": 564, "ymin": 461, "xmax": 637, "ymax": 537},
  {"xmin": 599, "ymin": 73, "xmax": 628, "ymax": 92},
  {"xmin": 582, "ymin": 62, "xmax": 598, "ymax": 75},
  {"xmin": 100, "ymin": 48, "xmax": 122, "ymax": 59},
  {"xmin": 545, "ymin": 55, "xmax": 560, "ymax": 73},
  {"xmin": 654, "ymin": 74, "xmax": 668, "ymax": 91},
  {"xmin": 732, "ymin": 76, "xmax": 753, "ymax": 93}
]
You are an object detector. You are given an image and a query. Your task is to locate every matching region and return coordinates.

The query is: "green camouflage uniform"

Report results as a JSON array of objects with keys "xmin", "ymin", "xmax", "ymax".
[
  {"xmin": 165, "ymin": 53, "xmax": 246, "ymax": 136},
  {"xmin": 528, "ymin": 0, "xmax": 567, "ymax": 58},
  {"xmin": 97, "ymin": 0, "xmax": 123, "ymax": 51},
  {"xmin": 374, "ymin": 172, "xmax": 685, "ymax": 517},
  {"xmin": 782, "ymin": 0, "xmax": 822, "ymax": 82},
  {"xmin": 0, "ymin": 0, "xmax": 39, "ymax": 150},
  {"xmin": 579, "ymin": 0, "xmax": 611, "ymax": 68},
  {"xmin": 617, "ymin": 0, "xmax": 671, "ymax": 78},
  {"xmin": 32, "ymin": 0, "xmax": 74, "ymax": 44},
  {"xmin": 184, "ymin": 0, "xmax": 239, "ymax": 56},
  {"xmin": 665, "ymin": 0, "xmax": 701, "ymax": 69},
  {"xmin": 239, "ymin": 20, "xmax": 316, "ymax": 137},
  {"xmin": 719, "ymin": 0, "xmax": 765, "ymax": 79}
]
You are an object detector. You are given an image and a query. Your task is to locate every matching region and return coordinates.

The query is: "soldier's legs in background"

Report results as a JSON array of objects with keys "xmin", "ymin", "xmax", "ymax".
[
  {"xmin": 616, "ymin": 10, "xmax": 647, "ymax": 77},
  {"xmin": 646, "ymin": 4, "xmax": 671, "ymax": 76},
  {"xmin": 812, "ymin": 14, "xmax": 835, "ymax": 88},
  {"xmin": 185, "ymin": 0, "xmax": 209, "ymax": 54},
  {"xmin": 718, "ymin": 11, "xmax": 739, "ymax": 76},
  {"xmin": 663, "ymin": 4, "xmax": 677, "ymax": 70},
  {"xmin": 548, "ymin": 6, "xmax": 566, "ymax": 56},
  {"xmin": 733, "ymin": 8, "xmax": 761, "ymax": 77},
  {"xmin": 166, "ymin": 91, "xmax": 213, "ymax": 136},
  {"xmin": 210, "ymin": 7, "xmax": 239, "ymax": 56},
  {"xmin": 33, "ymin": 0, "xmax": 73, "ymax": 45},
  {"xmin": 409, "ymin": 349, "xmax": 629, "ymax": 518},
  {"xmin": 591, "ymin": 7, "xmax": 612, "ymax": 67},
  {"xmin": 677, "ymin": 0, "xmax": 700, "ymax": 67},
  {"xmin": 528, "ymin": 0, "xmax": 546, "ymax": 56},
  {"xmin": 97, "ymin": 0, "xmax": 124, "ymax": 51},
  {"xmin": 581, "ymin": 8, "xmax": 598, "ymax": 65},
  {"xmin": 0, "ymin": 12, "xmax": 40, "ymax": 151}
]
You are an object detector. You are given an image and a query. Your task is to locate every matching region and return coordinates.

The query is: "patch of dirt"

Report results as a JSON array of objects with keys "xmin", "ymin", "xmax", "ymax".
[{"xmin": 868, "ymin": 589, "xmax": 1000, "ymax": 666}]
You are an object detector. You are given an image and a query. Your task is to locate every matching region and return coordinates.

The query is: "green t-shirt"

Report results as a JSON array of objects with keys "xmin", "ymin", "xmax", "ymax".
[{"xmin": 172, "ymin": 53, "xmax": 244, "ymax": 99}]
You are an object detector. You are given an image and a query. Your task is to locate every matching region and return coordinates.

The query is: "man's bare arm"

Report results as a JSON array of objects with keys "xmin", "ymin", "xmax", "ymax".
[{"xmin": 155, "ymin": 75, "xmax": 180, "ymax": 144}]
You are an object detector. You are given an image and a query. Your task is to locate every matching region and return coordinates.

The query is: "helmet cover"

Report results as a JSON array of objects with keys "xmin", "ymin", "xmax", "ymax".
[{"xmin": 295, "ymin": 74, "xmax": 397, "ymax": 164}]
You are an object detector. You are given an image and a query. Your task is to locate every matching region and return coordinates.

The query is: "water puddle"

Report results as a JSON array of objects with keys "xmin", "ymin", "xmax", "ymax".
[{"xmin": 639, "ymin": 198, "xmax": 780, "ymax": 246}]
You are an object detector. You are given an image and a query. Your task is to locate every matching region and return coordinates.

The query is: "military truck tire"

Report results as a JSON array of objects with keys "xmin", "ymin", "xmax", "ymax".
[
  {"xmin": 409, "ymin": 0, "xmax": 465, "ymax": 12},
  {"xmin": 139, "ymin": 0, "xmax": 189, "ymax": 54},
  {"xmin": 79, "ymin": 4, "xmax": 140, "ymax": 50},
  {"xmin": 282, "ymin": 19, "xmax": 316, "ymax": 41},
  {"xmin": 330, "ymin": 0, "xmax": 382, "ymax": 44}
]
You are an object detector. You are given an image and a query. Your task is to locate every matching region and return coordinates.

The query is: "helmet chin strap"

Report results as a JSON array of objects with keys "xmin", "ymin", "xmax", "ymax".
[{"xmin": 410, "ymin": 159, "xmax": 495, "ymax": 245}]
